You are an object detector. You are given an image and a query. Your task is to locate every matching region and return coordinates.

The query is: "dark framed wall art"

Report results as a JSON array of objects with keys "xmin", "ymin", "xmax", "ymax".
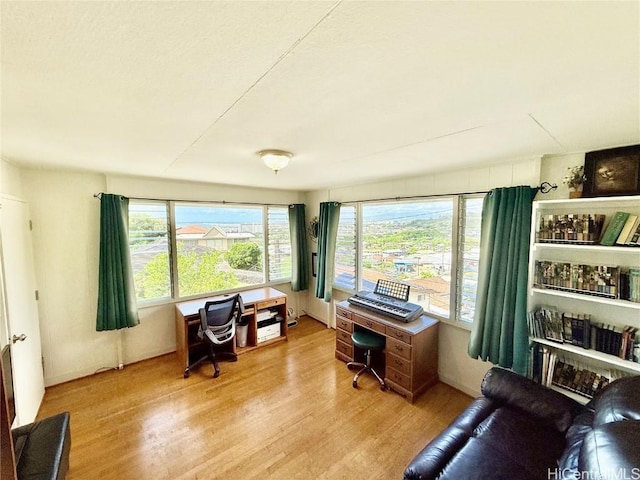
[{"xmin": 583, "ymin": 144, "xmax": 640, "ymax": 198}]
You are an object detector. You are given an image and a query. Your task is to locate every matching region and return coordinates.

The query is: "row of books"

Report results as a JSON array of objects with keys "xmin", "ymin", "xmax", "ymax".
[
  {"xmin": 528, "ymin": 306, "xmax": 640, "ymax": 363},
  {"xmin": 534, "ymin": 261, "xmax": 619, "ymax": 299},
  {"xmin": 600, "ymin": 211, "xmax": 640, "ymax": 246},
  {"xmin": 536, "ymin": 213, "xmax": 605, "ymax": 244},
  {"xmin": 622, "ymin": 268, "xmax": 640, "ymax": 303},
  {"xmin": 552, "ymin": 359, "xmax": 610, "ymax": 399},
  {"xmin": 530, "ymin": 346, "xmax": 613, "ymax": 398}
]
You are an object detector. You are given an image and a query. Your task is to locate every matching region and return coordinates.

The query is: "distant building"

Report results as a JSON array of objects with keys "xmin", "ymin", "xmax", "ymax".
[{"xmin": 202, "ymin": 226, "xmax": 255, "ymax": 251}]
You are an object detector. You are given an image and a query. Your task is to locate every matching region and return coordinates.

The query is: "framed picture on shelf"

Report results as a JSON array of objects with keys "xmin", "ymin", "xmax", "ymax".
[{"xmin": 583, "ymin": 144, "xmax": 640, "ymax": 198}]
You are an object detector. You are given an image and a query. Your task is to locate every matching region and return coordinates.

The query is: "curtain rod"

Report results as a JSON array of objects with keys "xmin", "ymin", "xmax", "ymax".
[
  {"xmin": 335, "ymin": 182, "xmax": 557, "ymax": 204},
  {"xmin": 93, "ymin": 193, "xmax": 294, "ymax": 208}
]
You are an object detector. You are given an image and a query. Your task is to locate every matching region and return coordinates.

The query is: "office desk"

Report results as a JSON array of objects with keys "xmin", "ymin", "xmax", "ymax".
[
  {"xmin": 335, "ymin": 301, "xmax": 439, "ymax": 403},
  {"xmin": 175, "ymin": 287, "xmax": 287, "ymax": 377}
]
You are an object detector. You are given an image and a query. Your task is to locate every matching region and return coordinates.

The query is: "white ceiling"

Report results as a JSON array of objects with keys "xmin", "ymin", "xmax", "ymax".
[{"xmin": 1, "ymin": 1, "xmax": 639, "ymax": 191}]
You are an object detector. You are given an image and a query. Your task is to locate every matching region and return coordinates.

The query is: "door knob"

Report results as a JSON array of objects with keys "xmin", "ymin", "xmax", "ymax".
[{"xmin": 12, "ymin": 334, "xmax": 26, "ymax": 344}]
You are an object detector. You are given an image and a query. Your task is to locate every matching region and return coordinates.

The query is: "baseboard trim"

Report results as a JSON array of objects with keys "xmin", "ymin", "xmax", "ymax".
[{"xmin": 438, "ymin": 373, "xmax": 481, "ymax": 399}]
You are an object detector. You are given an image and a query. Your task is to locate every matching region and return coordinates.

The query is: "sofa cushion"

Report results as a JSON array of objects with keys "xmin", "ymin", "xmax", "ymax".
[
  {"xmin": 557, "ymin": 410, "xmax": 594, "ymax": 479},
  {"xmin": 593, "ymin": 376, "xmax": 640, "ymax": 426},
  {"xmin": 481, "ymin": 367, "xmax": 582, "ymax": 432},
  {"xmin": 403, "ymin": 397, "xmax": 497, "ymax": 480},
  {"xmin": 579, "ymin": 420, "xmax": 640, "ymax": 475},
  {"xmin": 403, "ymin": 394, "xmax": 568, "ymax": 480}
]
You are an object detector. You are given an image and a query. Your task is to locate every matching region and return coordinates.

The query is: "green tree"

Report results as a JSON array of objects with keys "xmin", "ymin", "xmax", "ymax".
[
  {"xmin": 134, "ymin": 252, "xmax": 171, "ymax": 300},
  {"xmin": 129, "ymin": 213, "xmax": 167, "ymax": 248},
  {"xmin": 134, "ymin": 246, "xmax": 239, "ymax": 299},
  {"xmin": 178, "ymin": 248, "xmax": 238, "ymax": 296},
  {"xmin": 225, "ymin": 242, "xmax": 262, "ymax": 270}
]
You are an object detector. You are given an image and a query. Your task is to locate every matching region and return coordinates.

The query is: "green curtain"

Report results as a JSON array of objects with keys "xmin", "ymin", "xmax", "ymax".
[
  {"xmin": 314, "ymin": 201, "xmax": 341, "ymax": 302},
  {"xmin": 96, "ymin": 194, "xmax": 140, "ymax": 331},
  {"xmin": 468, "ymin": 186, "xmax": 537, "ymax": 375},
  {"xmin": 288, "ymin": 204, "xmax": 309, "ymax": 291}
]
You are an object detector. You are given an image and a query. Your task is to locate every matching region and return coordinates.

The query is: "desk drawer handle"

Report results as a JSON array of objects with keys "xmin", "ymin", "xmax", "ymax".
[
  {"xmin": 394, "ymin": 359, "xmax": 403, "ymax": 367},
  {"xmin": 395, "ymin": 345, "xmax": 404, "ymax": 352},
  {"xmin": 366, "ymin": 321, "xmax": 373, "ymax": 327},
  {"xmin": 395, "ymin": 332, "xmax": 404, "ymax": 338}
]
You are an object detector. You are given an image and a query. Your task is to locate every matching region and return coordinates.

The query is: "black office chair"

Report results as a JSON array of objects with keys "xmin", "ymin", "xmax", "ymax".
[
  {"xmin": 347, "ymin": 330, "xmax": 386, "ymax": 390},
  {"xmin": 184, "ymin": 294, "xmax": 244, "ymax": 379}
]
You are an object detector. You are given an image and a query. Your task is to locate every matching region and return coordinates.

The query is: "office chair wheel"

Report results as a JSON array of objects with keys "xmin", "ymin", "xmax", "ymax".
[
  {"xmin": 380, "ymin": 385, "xmax": 387, "ymax": 391},
  {"xmin": 352, "ymin": 380, "xmax": 358, "ymax": 388},
  {"xmin": 183, "ymin": 368, "xmax": 190, "ymax": 379}
]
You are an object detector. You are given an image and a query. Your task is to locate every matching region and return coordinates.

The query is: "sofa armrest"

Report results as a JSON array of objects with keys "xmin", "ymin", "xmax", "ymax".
[
  {"xmin": 579, "ymin": 420, "xmax": 640, "ymax": 475},
  {"xmin": 480, "ymin": 367, "xmax": 582, "ymax": 432},
  {"xmin": 12, "ymin": 411, "xmax": 71, "ymax": 480},
  {"xmin": 403, "ymin": 397, "xmax": 496, "ymax": 480}
]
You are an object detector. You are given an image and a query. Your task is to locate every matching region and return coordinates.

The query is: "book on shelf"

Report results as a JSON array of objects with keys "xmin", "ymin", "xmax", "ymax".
[
  {"xmin": 600, "ymin": 211, "xmax": 630, "ymax": 246},
  {"xmin": 536, "ymin": 213, "xmax": 605, "ymax": 244},
  {"xmin": 630, "ymin": 268, "xmax": 640, "ymax": 303},
  {"xmin": 530, "ymin": 305, "xmax": 639, "ymax": 364},
  {"xmin": 616, "ymin": 214, "xmax": 638, "ymax": 244},
  {"xmin": 528, "ymin": 306, "xmax": 563, "ymax": 343},
  {"xmin": 629, "ymin": 222, "xmax": 640, "ymax": 245},
  {"xmin": 567, "ymin": 313, "xmax": 590, "ymax": 348},
  {"xmin": 589, "ymin": 323, "xmax": 638, "ymax": 361},
  {"xmin": 534, "ymin": 261, "xmax": 620, "ymax": 299},
  {"xmin": 547, "ymin": 358, "xmax": 613, "ymax": 399}
]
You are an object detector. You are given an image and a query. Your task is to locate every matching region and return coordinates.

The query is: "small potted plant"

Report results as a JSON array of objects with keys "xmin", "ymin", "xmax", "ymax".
[{"xmin": 562, "ymin": 165, "xmax": 586, "ymax": 198}]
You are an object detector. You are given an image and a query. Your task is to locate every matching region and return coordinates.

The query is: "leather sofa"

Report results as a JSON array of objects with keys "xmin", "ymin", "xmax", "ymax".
[
  {"xmin": 404, "ymin": 367, "xmax": 640, "ymax": 480},
  {"xmin": 11, "ymin": 412, "xmax": 71, "ymax": 480}
]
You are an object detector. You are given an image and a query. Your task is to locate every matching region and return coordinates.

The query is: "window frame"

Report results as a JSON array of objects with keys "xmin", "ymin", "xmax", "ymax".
[
  {"xmin": 129, "ymin": 200, "xmax": 293, "ymax": 307},
  {"xmin": 332, "ymin": 194, "xmax": 484, "ymax": 329}
]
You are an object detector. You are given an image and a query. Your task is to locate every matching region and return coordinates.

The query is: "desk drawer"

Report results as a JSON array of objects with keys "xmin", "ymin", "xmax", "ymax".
[
  {"xmin": 336, "ymin": 328, "xmax": 352, "ymax": 345},
  {"xmin": 336, "ymin": 339, "xmax": 353, "ymax": 359},
  {"xmin": 352, "ymin": 314, "xmax": 386, "ymax": 335},
  {"xmin": 386, "ymin": 352, "xmax": 411, "ymax": 376},
  {"xmin": 256, "ymin": 297, "xmax": 286, "ymax": 310},
  {"xmin": 387, "ymin": 337, "xmax": 412, "ymax": 361},
  {"xmin": 336, "ymin": 316, "xmax": 353, "ymax": 332},
  {"xmin": 386, "ymin": 326, "xmax": 412, "ymax": 345},
  {"xmin": 386, "ymin": 367, "xmax": 412, "ymax": 390},
  {"xmin": 336, "ymin": 306, "xmax": 352, "ymax": 320}
]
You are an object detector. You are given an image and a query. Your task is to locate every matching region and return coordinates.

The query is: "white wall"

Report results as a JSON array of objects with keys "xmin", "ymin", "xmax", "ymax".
[
  {"xmin": 303, "ymin": 156, "xmax": 543, "ymax": 397},
  {"xmin": 0, "ymin": 158, "xmax": 24, "ymax": 199},
  {"xmin": 19, "ymin": 170, "xmax": 305, "ymax": 386},
  {"xmin": 538, "ymin": 152, "xmax": 588, "ymax": 201}
]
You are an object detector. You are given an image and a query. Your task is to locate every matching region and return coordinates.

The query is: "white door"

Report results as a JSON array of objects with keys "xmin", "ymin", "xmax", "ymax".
[{"xmin": 0, "ymin": 195, "xmax": 44, "ymax": 426}]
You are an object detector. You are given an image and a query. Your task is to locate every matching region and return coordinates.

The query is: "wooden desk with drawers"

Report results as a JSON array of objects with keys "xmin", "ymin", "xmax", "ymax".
[
  {"xmin": 175, "ymin": 287, "xmax": 287, "ymax": 377},
  {"xmin": 335, "ymin": 301, "xmax": 439, "ymax": 403}
]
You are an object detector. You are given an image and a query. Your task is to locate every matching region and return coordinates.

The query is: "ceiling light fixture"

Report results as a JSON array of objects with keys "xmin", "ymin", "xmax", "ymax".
[{"xmin": 258, "ymin": 149, "xmax": 292, "ymax": 174}]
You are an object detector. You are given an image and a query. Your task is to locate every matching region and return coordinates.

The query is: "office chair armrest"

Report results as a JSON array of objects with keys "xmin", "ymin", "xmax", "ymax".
[{"xmin": 204, "ymin": 326, "xmax": 234, "ymax": 345}]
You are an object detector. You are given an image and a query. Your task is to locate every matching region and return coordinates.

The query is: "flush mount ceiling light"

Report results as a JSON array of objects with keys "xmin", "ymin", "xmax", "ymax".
[{"xmin": 258, "ymin": 149, "xmax": 292, "ymax": 174}]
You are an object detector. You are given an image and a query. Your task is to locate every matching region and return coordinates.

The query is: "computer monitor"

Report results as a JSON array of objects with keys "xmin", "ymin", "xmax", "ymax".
[{"xmin": 1, "ymin": 345, "xmax": 15, "ymax": 425}]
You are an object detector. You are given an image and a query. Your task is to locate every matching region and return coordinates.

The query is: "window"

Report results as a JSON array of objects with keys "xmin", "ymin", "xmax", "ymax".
[
  {"xmin": 456, "ymin": 196, "xmax": 483, "ymax": 323},
  {"xmin": 267, "ymin": 206, "xmax": 291, "ymax": 281},
  {"xmin": 174, "ymin": 204, "xmax": 264, "ymax": 298},
  {"xmin": 334, "ymin": 205, "xmax": 357, "ymax": 291},
  {"xmin": 128, "ymin": 201, "xmax": 171, "ymax": 302},
  {"xmin": 333, "ymin": 195, "xmax": 484, "ymax": 323},
  {"xmin": 129, "ymin": 201, "xmax": 292, "ymax": 303},
  {"xmin": 362, "ymin": 199, "xmax": 453, "ymax": 317}
]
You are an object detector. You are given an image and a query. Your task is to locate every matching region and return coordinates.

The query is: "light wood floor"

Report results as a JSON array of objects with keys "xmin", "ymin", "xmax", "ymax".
[{"xmin": 38, "ymin": 316, "xmax": 472, "ymax": 480}]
